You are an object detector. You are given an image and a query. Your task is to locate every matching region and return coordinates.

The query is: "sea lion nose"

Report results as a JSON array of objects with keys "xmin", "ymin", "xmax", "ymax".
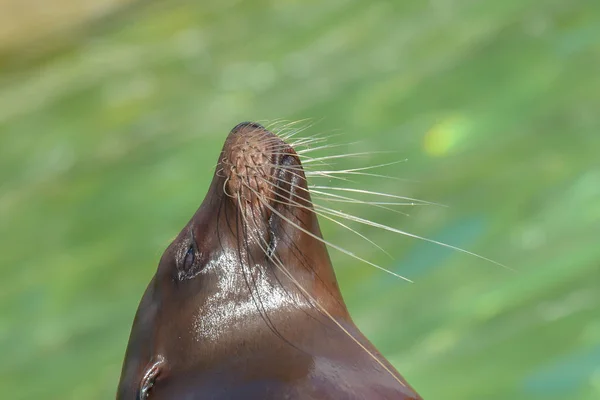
[
  {"xmin": 222, "ymin": 122, "xmax": 275, "ymax": 198},
  {"xmin": 230, "ymin": 121, "xmax": 266, "ymax": 135}
]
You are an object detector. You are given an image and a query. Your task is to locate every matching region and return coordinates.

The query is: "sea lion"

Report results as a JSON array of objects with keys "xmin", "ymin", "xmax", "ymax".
[{"xmin": 116, "ymin": 122, "xmax": 422, "ymax": 399}]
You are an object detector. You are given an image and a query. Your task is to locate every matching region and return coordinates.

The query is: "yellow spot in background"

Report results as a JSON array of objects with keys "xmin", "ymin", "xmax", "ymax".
[{"xmin": 424, "ymin": 114, "xmax": 471, "ymax": 157}]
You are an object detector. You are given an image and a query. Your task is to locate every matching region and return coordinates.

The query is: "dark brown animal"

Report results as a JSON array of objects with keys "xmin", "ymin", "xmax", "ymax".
[{"xmin": 116, "ymin": 122, "xmax": 422, "ymax": 399}]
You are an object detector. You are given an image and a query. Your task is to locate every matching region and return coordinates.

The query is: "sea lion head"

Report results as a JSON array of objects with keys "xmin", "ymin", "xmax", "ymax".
[{"xmin": 116, "ymin": 122, "xmax": 348, "ymax": 399}]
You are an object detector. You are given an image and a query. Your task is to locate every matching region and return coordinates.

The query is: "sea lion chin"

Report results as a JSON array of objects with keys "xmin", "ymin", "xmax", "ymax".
[{"xmin": 116, "ymin": 122, "xmax": 422, "ymax": 400}]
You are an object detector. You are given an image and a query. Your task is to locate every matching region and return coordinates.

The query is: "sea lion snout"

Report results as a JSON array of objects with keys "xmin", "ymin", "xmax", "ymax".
[{"xmin": 221, "ymin": 122, "xmax": 296, "ymax": 206}]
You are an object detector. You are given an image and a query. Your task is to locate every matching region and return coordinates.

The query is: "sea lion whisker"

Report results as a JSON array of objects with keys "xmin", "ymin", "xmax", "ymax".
[
  {"xmin": 243, "ymin": 216, "xmax": 408, "ymax": 389},
  {"xmin": 308, "ymin": 171, "xmax": 413, "ymax": 182},
  {"xmin": 215, "ymin": 167, "xmax": 227, "ymax": 179},
  {"xmin": 311, "ymin": 159, "xmax": 409, "ymax": 173},
  {"xmin": 307, "ymin": 171, "xmax": 363, "ymax": 184},
  {"xmin": 255, "ymin": 118, "xmax": 284, "ymax": 129},
  {"xmin": 240, "ymin": 192, "xmax": 330, "ymax": 311},
  {"xmin": 262, "ymin": 118, "xmax": 314, "ymax": 134},
  {"xmin": 238, "ymin": 193, "xmax": 334, "ymax": 348},
  {"xmin": 274, "ymin": 121, "xmax": 320, "ymax": 140},
  {"xmin": 311, "ymin": 172, "xmax": 506, "ymax": 272},
  {"xmin": 266, "ymin": 161, "xmax": 352, "ymax": 177},
  {"xmin": 247, "ymin": 188, "xmax": 337, "ymax": 307},
  {"xmin": 250, "ymin": 186, "xmax": 413, "ymax": 282},
  {"xmin": 313, "ymin": 202, "xmax": 414, "ymax": 231},
  {"xmin": 286, "ymin": 137, "xmax": 347, "ymax": 152},
  {"xmin": 254, "ymin": 163, "xmax": 354, "ymax": 184},
  {"xmin": 310, "ymin": 189, "xmax": 413, "ymax": 216},
  {"xmin": 279, "ymin": 128, "xmax": 341, "ymax": 143},
  {"xmin": 286, "ymin": 136, "xmax": 331, "ymax": 148},
  {"xmin": 261, "ymin": 170, "xmax": 419, "ymax": 213},
  {"xmin": 274, "ymin": 123, "xmax": 319, "ymax": 137},
  {"xmin": 267, "ymin": 117, "xmax": 316, "ymax": 134},
  {"xmin": 243, "ymin": 178, "xmax": 393, "ymax": 259},
  {"xmin": 312, "ymin": 169, "xmax": 507, "ymax": 273},
  {"xmin": 262, "ymin": 118, "xmax": 291, "ymax": 130},
  {"xmin": 312, "ymin": 198, "xmax": 424, "ymax": 206},
  {"xmin": 309, "ymin": 186, "xmax": 443, "ymax": 206},
  {"xmin": 247, "ymin": 170, "xmax": 404, "ymax": 216},
  {"xmin": 278, "ymin": 160, "xmax": 336, "ymax": 172},
  {"xmin": 244, "ymin": 168, "xmax": 414, "ymax": 223},
  {"xmin": 235, "ymin": 196, "xmax": 294, "ymax": 348},
  {"xmin": 303, "ymin": 151, "xmax": 397, "ymax": 164},
  {"xmin": 267, "ymin": 143, "xmax": 331, "ymax": 154},
  {"xmin": 296, "ymin": 141, "xmax": 362, "ymax": 155},
  {"xmin": 236, "ymin": 202, "xmax": 283, "ymax": 337},
  {"xmin": 222, "ymin": 177, "xmax": 235, "ymax": 198},
  {"xmin": 234, "ymin": 195, "xmax": 296, "ymax": 349},
  {"xmin": 312, "ymin": 194, "xmax": 414, "ymax": 216},
  {"xmin": 317, "ymin": 204, "xmax": 512, "ymax": 270},
  {"xmin": 305, "ymin": 159, "xmax": 414, "ymax": 182},
  {"xmin": 241, "ymin": 210, "xmax": 323, "ymax": 320},
  {"xmin": 278, "ymin": 129, "xmax": 344, "ymax": 147}
]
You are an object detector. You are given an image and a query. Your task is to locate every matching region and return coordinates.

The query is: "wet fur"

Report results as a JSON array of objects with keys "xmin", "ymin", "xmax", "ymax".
[{"xmin": 116, "ymin": 121, "xmax": 422, "ymax": 399}]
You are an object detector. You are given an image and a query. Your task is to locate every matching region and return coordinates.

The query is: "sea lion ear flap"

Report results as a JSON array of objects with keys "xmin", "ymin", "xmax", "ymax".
[{"xmin": 138, "ymin": 356, "xmax": 165, "ymax": 400}]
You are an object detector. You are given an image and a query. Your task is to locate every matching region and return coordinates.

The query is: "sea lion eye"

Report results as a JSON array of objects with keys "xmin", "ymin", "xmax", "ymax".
[
  {"xmin": 183, "ymin": 244, "xmax": 195, "ymax": 269},
  {"xmin": 176, "ymin": 233, "xmax": 203, "ymax": 280}
]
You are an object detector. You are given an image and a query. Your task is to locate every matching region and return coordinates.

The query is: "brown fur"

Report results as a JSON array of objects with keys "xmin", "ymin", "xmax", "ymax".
[{"xmin": 116, "ymin": 122, "xmax": 422, "ymax": 399}]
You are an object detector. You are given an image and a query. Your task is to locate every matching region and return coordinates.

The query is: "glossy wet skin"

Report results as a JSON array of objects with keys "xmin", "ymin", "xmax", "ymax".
[{"xmin": 116, "ymin": 122, "xmax": 422, "ymax": 399}]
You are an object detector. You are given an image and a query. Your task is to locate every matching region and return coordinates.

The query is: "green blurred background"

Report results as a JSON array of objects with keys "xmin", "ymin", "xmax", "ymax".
[{"xmin": 1, "ymin": 0, "xmax": 599, "ymax": 399}]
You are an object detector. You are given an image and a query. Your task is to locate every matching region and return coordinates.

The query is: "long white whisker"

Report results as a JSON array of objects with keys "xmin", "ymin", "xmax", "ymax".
[
  {"xmin": 247, "ymin": 178, "xmax": 393, "ymax": 259},
  {"xmin": 314, "ymin": 159, "xmax": 408, "ymax": 173},
  {"xmin": 296, "ymin": 141, "xmax": 361, "ymax": 155},
  {"xmin": 236, "ymin": 199, "xmax": 407, "ymax": 388},
  {"xmin": 303, "ymin": 151, "xmax": 397, "ymax": 164},
  {"xmin": 312, "ymin": 195, "xmax": 414, "ymax": 216},
  {"xmin": 252, "ymin": 165, "xmax": 414, "ymax": 216},
  {"xmin": 310, "ymin": 186, "xmax": 445, "ymax": 207},
  {"xmin": 315, "ymin": 206, "xmax": 512, "ymax": 270},
  {"xmin": 305, "ymin": 160, "xmax": 414, "ymax": 182},
  {"xmin": 250, "ymin": 186, "xmax": 413, "ymax": 282}
]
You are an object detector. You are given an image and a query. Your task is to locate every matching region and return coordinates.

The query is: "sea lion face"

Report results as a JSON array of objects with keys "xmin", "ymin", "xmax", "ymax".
[{"xmin": 117, "ymin": 122, "xmax": 342, "ymax": 399}]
